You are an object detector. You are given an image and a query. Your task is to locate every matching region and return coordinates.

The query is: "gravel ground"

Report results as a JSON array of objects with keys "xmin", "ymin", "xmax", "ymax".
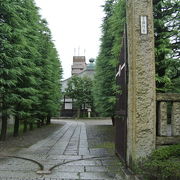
[
  {"xmin": 86, "ymin": 124, "xmax": 115, "ymax": 150},
  {"xmin": 0, "ymin": 123, "xmax": 64, "ymax": 155}
]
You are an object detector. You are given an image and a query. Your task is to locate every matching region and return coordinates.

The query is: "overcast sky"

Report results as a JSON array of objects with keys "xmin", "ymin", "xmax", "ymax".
[{"xmin": 35, "ymin": 0, "xmax": 105, "ymax": 79}]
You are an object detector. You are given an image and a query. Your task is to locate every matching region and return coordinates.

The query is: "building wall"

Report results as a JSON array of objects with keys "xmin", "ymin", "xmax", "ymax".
[
  {"xmin": 61, "ymin": 57, "xmax": 95, "ymax": 117},
  {"xmin": 71, "ymin": 56, "xmax": 86, "ymax": 75}
]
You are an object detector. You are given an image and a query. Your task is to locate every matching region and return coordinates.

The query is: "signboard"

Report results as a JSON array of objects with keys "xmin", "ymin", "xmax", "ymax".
[{"xmin": 140, "ymin": 16, "xmax": 148, "ymax": 34}]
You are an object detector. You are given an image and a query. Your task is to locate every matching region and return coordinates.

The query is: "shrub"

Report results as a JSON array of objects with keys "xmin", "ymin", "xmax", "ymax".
[{"xmin": 137, "ymin": 144, "xmax": 180, "ymax": 180}]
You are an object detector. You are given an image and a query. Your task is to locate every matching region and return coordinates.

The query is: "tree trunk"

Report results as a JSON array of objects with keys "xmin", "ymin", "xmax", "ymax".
[
  {"xmin": 23, "ymin": 120, "xmax": 27, "ymax": 133},
  {"xmin": 13, "ymin": 115, "xmax": 19, "ymax": 137},
  {"xmin": 29, "ymin": 123, "xmax": 33, "ymax": 131},
  {"xmin": 77, "ymin": 108, "xmax": 80, "ymax": 118},
  {"xmin": 0, "ymin": 112, "xmax": 8, "ymax": 141},
  {"xmin": 37, "ymin": 120, "xmax": 41, "ymax": 128},
  {"xmin": 46, "ymin": 115, "xmax": 51, "ymax": 125},
  {"xmin": 111, "ymin": 115, "xmax": 115, "ymax": 126},
  {"xmin": 41, "ymin": 118, "xmax": 44, "ymax": 126}
]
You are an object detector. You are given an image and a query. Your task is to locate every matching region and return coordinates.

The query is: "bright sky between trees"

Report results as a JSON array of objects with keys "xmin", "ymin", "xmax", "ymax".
[{"xmin": 35, "ymin": 0, "xmax": 105, "ymax": 79}]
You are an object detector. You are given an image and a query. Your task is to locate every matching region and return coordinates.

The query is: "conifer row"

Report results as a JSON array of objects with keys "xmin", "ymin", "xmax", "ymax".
[
  {"xmin": 93, "ymin": 0, "xmax": 126, "ymax": 117},
  {"xmin": 0, "ymin": 0, "xmax": 62, "ymax": 140},
  {"xmin": 93, "ymin": 0, "xmax": 179, "ymax": 117}
]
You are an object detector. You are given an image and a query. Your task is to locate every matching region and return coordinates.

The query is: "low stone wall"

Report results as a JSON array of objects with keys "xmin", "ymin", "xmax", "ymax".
[{"xmin": 156, "ymin": 93, "xmax": 180, "ymax": 146}]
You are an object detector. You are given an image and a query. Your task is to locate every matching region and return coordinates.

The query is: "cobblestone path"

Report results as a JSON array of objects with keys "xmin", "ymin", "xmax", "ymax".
[{"xmin": 0, "ymin": 120, "xmax": 122, "ymax": 180}]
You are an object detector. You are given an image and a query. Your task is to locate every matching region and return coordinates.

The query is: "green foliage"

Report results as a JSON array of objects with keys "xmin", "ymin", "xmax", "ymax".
[
  {"xmin": 0, "ymin": 0, "xmax": 62, "ymax": 140},
  {"xmin": 153, "ymin": 0, "xmax": 180, "ymax": 92},
  {"xmin": 137, "ymin": 144, "xmax": 180, "ymax": 179},
  {"xmin": 93, "ymin": 0, "xmax": 179, "ymax": 118},
  {"xmin": 65, "ymin": 76, "xmax": 93, "ymax": 117},
  {"xmin": 93, "ymin": 0, "xmax": 126, "ymax": 117}
]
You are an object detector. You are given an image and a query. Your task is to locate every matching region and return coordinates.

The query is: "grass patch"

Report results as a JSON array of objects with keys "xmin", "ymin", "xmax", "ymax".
[
  {"xmin": 7, "ymin": 124, "xmax": 24, "ymax": 136},
  {"xmin": 93, "ymin": 141, "xmax": 115, "ymax": 153},
  {"xmin": 87, "ymin": 125, "xmax": 115, "ymax": 148}
]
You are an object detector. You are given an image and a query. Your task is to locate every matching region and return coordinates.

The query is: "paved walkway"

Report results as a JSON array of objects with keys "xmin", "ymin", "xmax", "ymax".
[{"xmin": 0, "ymin": 120, "xmax": 122, "ymax": 180}]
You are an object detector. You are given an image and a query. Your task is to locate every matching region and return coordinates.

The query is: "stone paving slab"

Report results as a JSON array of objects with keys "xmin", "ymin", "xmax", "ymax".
[
  {"xmin": 0, "ymin": 170, "xmax": 42, "ymax": 179},
  {"xmin": 0, "ymin": 120, "xmax": 122, "ymax": 179},
  {"xmin": 55, "ymin": 165, "xmax": 85, "ymax": 172},
  {"xmin": 89, "ymin": 148, "xmax": 110, "ymax": 156},
  {"xmin": 64, "ymin": 159, "xmax": 102, "ymax": 166},
  {"xmin": 0, "ymin": 159, "xmax": 39, "ymax": 171},
  {"xmin": 47, "ymin": 155, "xmax": 82, "ymax": 160},
  {"xmin": 85, "ymin": 165, "xmax": 107, "ymax": 172},
  {"xmin": 101, "ymin": 159, "xmax": 122, "ymax": 166},
  {"xmin": 80, "ymin": 172, "xmax": 114, "ymax": 179},
  {"xmin": 40, "ymin": 159, "xmax": 64, "ymax": 165},
  {"xmin": 43, "ymin": 172, "xmax": 79, "ymax": 179}
]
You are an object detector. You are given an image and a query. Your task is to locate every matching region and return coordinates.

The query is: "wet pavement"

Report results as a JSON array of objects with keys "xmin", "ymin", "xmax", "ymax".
[{"xmin": 0, "ymin": 119, "xmax": 122, "ymax": 180}]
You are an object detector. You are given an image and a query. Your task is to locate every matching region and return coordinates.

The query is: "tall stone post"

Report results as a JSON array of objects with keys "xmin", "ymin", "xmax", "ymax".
[{"xmin": 126, "ymin": 0, "xmax": 156, "ymax": 168}]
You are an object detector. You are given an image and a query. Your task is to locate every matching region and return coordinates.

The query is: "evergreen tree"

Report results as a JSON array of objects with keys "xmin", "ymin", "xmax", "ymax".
[
  {"xmin": 65, "ymin": 76, "xmax": 93, "ymax": 118},
  {"xmin": 0, "ymin": 0, "xmax": 27, "ymax": 140},
  {"xmin": 93, "ymin": 0, "xmax": 125, "ymax": 117},
  {"xmin": 153, "ymin": 0, "xmax": 180, "ymax": 92},
  {"xmin": 0, "ymin": 0, "xmax": 63, "ymax": 139},
  {"xmin": 13, "ymin": 0, "xmax": 42, "ymax": 134},
  {"xmin": 37, "ymin": 19, "xmax": 62, "ymax": 125}
]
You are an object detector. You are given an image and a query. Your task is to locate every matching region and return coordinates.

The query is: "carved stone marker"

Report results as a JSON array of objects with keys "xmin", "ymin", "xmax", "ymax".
[{"xmin": 126, "ymin": 0, "xmax": 156, "ymax": 168}]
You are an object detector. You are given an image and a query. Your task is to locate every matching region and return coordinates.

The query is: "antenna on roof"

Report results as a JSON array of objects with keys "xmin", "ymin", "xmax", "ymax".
[
  {"xmin": 78, "ymin": 46, "xmax": 80, "ymax": 56},
  {"xmin": 74, "ymin": 48, "xmax": 76, "ymax": 56},
  {"xmin": 84, "ymin": 49, "xmax": 86, "ymax": 56}
]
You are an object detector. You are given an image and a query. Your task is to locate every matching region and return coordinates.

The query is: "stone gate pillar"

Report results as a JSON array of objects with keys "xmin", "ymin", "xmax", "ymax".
[{"xmin": 126, "ymin": 0, "xmax": 156, "ymax": 167}]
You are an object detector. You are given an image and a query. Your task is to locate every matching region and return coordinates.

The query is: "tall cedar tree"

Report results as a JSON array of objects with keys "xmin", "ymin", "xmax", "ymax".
[
  {"xmin": 153, "ymin": 0, "xmax": 180, "ymax": 92},
  {"xmin": 93, "ymin": 0, "xmax": 125, "ymax": 117},
  {"xmin": 0, "ymin": 0, "xmax": 26, "ymax": 140},
  {"xmin": 0, "ymin": 0, "xmax": 62, "ymax": 140},
  {"xmin": 37, "ymin": 19, "xmax": 62, "ymax": 125},
  {"xmin": 13, "ymin": 0, "xmax": 42, "ymax": 135}
]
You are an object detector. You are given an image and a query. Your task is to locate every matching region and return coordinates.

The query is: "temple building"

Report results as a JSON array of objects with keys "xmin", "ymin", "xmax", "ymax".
[
  {"xmin": 61, "ymin": 56, "xmax": 95, "ymax": 117},
  {"xmin": 71, "ymin": 56, "xmax": 86, "ymax": 75}
]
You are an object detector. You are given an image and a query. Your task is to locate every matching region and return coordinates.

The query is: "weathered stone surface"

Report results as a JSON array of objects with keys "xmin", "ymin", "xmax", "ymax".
[
  {"xmin": 85, "ymin": 166, "xmax": 107, "ymax": 172},
  {"xmin": 89, "ymin": 148, "xmax": 109, "ymax": 156},
  {"xmin": 157, "ymin": 93, "xmax": 180, "ymax": 101},
  {"xmin": 41, "ymin": 159, "xmax": 64, "ymax": 165},
  {"xmin": 158, "ymin": 102, "xmax": 168, "ymax": 136},
  {"xmin": 80, "ymin": 172, "xmax": 114, "ymax": 179},
  {"xmin": 36, "ymin": 170, "xmax": 52, "ymax": 175},
  {"xmin": 0, "ymin": 158, "xmax": 39, "ymax": 171},
  {"xmin": 156, "ymin": 136, "xmax": 180, "ymax": 145},
  {"xmin": 43, "ymin": 172, "xmax": 79, "ymax": 179},
  {"xmin": 0, "ymin": 170, "xmax": 40, "ymax": 178},
  {"xmin": 79, "ymin": 148, "xmax": 90, "ymax": 155},
  {"xmin": 56, "ymin": 165, "xmax": 84, "ymax": 172},
  {"xmin": 126, "ymin": 0, "xmax": 156, "ymax": 167},
  {"xmin": 101, "ymin": 159, "xmax": 121, "ymax": 166},
  {"xmin": 64, "ymin": 159, "xmax": 102, "ymax": 166},
  {"xmin": 47, "ymin": 155, "xmax": 81, "ymax": 160},
  {"xmin": 172, "ymin": 102, "xmax": 180, "ymax": 136}
]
